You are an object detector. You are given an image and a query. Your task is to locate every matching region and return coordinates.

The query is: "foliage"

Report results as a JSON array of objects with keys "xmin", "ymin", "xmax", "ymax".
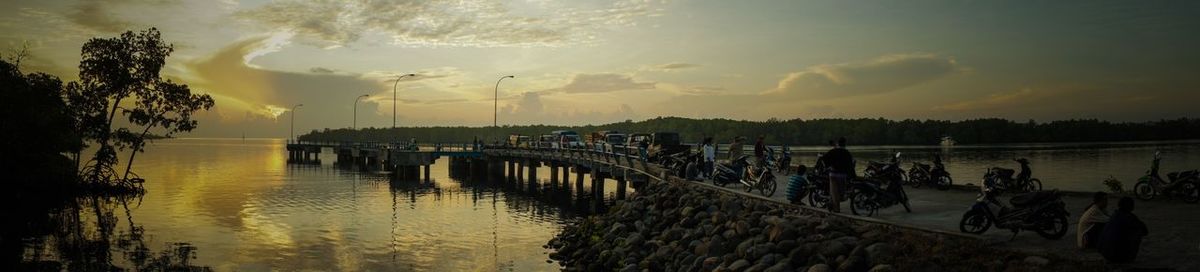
[
  {"xmin": 0, "ymin": 59, "xmax": 81, "ymax": 192},
  {"xmin": 1103, "ymin": 176, "xmax": 1124, "ymax": 193},
  {"xmin": 65, "ymin": 28, "xmax": 214, "ymax": 185},
  {"xmin": 299, "ymin": 116, "xmax": 1200, "ymax": 145}
]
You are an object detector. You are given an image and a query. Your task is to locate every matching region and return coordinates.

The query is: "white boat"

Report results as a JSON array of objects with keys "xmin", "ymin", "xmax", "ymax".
[{"xmin": 940, "ymin": 136, "xmax": 957, "ymax": 146}]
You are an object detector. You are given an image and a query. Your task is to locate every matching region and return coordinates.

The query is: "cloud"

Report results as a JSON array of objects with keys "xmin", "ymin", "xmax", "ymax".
[
  {"xmin": 67, "ymin": 0, "xmax": 180, "ymax": 33},
  {"xmin": 181, "ymin": 36, "xmax": 382, "ymax": 122},
  {"xmin": 237, "ymin": 0, "xmax": 667, "ymax": 48},
  {"xmin": 361, "ymin": 67, "xmax": 462, "ymax": 84},
  {"xmin": 766, "ymin": 53, "xmax": 966, "ymax": 99},
  {"xmin": 649, "ymin": 62, "xmax": 701, "ymax": 71},
  {"xmin": 500, "ymin": 91, "xmax": 638, "ymax": 125},
  {"xmin": 541, "ymin": 73, "xmax": 656, "ymax": 94},
  {"xmin": 933, "ymin": 88, "xmax": 1041, "ymax": 111},
  {"xmin": 308, "ymin": 67, "xmax": 335, "ymax": 74}
]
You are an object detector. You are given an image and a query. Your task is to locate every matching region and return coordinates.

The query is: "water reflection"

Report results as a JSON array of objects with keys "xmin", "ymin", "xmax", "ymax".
[
  {"xmin": 14, "ymin": 139, "xmax": 588, "ymax": 271},
  {"xmin": 17, "ymin": 195, "xmax": 211, "ymax": 271}
]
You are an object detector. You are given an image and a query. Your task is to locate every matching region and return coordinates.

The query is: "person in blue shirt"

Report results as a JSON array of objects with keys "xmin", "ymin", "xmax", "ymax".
[{"xmin": 787, "ymin": 165, "xmax": 809, "ymax": 205}]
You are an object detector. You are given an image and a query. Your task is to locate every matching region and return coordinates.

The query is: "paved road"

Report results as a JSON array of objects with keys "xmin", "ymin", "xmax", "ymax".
[{"xmin": 701, "ymin": 171, "xmax": 1200, "ymax": 271}]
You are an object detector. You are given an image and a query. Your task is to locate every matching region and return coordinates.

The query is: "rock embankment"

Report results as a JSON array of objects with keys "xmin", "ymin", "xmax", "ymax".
[{"xmin": 546, "ymin": 180, "xmax": 1106, "ymax": 271}]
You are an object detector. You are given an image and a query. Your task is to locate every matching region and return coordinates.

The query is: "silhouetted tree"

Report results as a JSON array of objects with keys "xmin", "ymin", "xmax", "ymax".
[
  {"xmin": 67, "ymin": 28, "xmax": 214, "ymax": 186},
  {"xmin": 0, "ymin": 59, "xmax": 81, "ymax": 190}
]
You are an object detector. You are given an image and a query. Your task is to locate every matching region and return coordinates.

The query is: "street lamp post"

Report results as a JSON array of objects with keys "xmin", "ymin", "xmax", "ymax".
[
  {"xmin": 290, "ymin": 104, "xmax": 303, "ymax": 143},
  {"xmin": 354, "ymin": 94, "xmax": 369, "ymax": 130},
  {"xmin": 494, "ymin": 75, "xmax": 514, "ymax": 127},
  {"xmin": 392, "ymin": 73, "xmax": 416, "ymax": 128}
]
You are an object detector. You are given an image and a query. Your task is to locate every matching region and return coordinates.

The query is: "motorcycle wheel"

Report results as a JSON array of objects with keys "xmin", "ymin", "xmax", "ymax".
[
  {"xmin": 909, "ymin": 170, "xmax": 924, "ymax": 188},
  {"xmin": 849, "ymin": 188, "xmax": 877, "ymax": 217},
  {"xmin": 1134, "ymin": 180, "xmax": 1155, "ymax": 200},
  {"xmin": 1027, "ymin": 178, "xmax": 1043, "ymax": 192},
  {"xmin": 959, "ymin": 210, "xmax": 991, "ymax": 234},
  {"xmin": 936, "ymin": 175, "xmax": 953, "ymax": 191},
  {"xmin": 1035, "ymin": 211, "xmax": 1069, "ymax": 240},
  {"xmin": 761, "ymin": 175, "xmax": 777, "ymax": 197},
  {"xmin": 809, "ymin": 189, "xmax": 828, "ymax": 208},
  {"xmin": 1181, "ymin": 181, "xmax": 1199, "ymax": 204}
]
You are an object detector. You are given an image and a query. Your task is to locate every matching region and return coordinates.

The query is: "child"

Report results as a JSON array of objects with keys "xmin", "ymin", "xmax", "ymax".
[{"xmin": 787, "ymin": 165, "xmax": 809, "ymax": 205}]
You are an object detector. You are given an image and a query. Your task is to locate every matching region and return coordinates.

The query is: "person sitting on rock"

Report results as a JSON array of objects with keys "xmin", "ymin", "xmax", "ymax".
[
  {"xmin": 1077, "ymin": 191, "xmax": 1110, "ymax": 249},
  {"xmin": 787, "ymin": 164, "xmax": 809, "ymax": 205},
  {"xmin": 1098, "ymin": 197, "xmax": 1148, "ymax": 263}
]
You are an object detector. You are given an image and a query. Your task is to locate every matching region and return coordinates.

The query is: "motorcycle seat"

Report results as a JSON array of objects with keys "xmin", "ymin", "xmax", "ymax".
[
  {"xmin": 1009, "ymin": 191, "xmax": 1057, "ymax": 207},
  {"xmin": 992, "ymin": 168, "xmax": 1015, "ymax": 179}
]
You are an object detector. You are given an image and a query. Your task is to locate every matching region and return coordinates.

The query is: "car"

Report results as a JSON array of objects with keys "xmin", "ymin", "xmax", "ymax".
[
  {"xmin": 604, "ymin": 133, "xmax": 627, "ymax": 153},
  {"xmin": 560, "ymin": 134, "xmax": 584, "ymax": 149},
  {"xmin": 507, "ymin": 134, "xmax": 532, "ymax": 148},
  {"xmin": 538, "ymin": 134, "xmax": 556, "ymax": 149},
  {"xmin": 626, "ymin": 133, "xmax": 652, "ymax": 156}
]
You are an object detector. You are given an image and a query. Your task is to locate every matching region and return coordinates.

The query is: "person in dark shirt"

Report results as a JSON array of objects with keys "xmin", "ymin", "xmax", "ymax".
[
  {"xmin": 1099, "ymin": 197, "xmax": 1148, "ymax": 263},
  {"xmin": 753, "ymin": 136, "xmax": 766, "ymax": 167},
  {"xmin": 823, "ymin": 137, "xmax": 854, "ymax": 212}
]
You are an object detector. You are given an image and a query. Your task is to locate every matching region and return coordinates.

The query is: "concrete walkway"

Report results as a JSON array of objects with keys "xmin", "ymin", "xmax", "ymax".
[{"xmin": 702, "ymin": 172, "xmax": 1200, "ymax": 271}]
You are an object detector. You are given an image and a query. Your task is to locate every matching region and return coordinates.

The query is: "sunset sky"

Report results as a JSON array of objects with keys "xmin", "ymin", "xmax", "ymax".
[{"xmin": 3, "ymin": 0, "xmax": 1198, "ymax": 137}]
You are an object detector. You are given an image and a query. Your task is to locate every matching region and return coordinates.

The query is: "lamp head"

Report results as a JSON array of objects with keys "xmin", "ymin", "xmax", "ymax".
[
  {"xmin": 505, "ymin": 75, "xmax": 514, "ymax": 79},
  {"xmin": 406, "ymin": 73, "xmax": 416, "ymax": 77}
]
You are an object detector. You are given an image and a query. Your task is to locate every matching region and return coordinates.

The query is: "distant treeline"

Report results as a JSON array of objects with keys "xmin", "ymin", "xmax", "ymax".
[{"xmin": 298, "ymin": 117, "xmax": 1200, "ymax": 145}]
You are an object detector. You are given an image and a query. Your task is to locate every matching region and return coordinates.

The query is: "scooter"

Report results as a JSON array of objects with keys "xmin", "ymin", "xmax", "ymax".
[
  {"xmin": 848, "ymin": 175, "xmax": 911, "ymax": 216},
  {"xmin": 741, "ymin": 159, "xmax": 778, "ymax": 197},
  {"xmin": 1134, "ymin": 152, "xmax": 1199, "ymax": 203},
  {"xmin": 908, "ymin": 155, "xmax": 953, "ymax": 190},
  {"xmin": 864, "ymin": 152, "xmax": 907, "ymax": 184},
  {"xmin": 983, "ymin": 158, "xmax": 1042, "ymax": 194},
  {"xmin": 959, "ymin": 187, "xmax": 1070, "ymax": 240},
  {"xmin": 713, "ymin": 155, "xmax": 752, "ymax": 187},
  {"xmin": 775, "ymin": 146, "xmax": 793, "ymax": 175}
]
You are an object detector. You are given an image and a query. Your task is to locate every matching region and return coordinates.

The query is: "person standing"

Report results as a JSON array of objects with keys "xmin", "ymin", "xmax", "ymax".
[
  {"xmin": 823, "ymin": 137, "xmax": 854, "ymax": 213},
  {"xmin": 638, "ymin": 137, "xmax": 650, "ymax": 161},
  {"xmin": 728, "ymin": 136, "xmax": 743, "ymax": 161},
  {"xmin": 702, "ymin": 137, "xmax": 716, "ymax": 179},
  {"xmin": 753, "ymin": 136, "xmax": 766, "ymax": 166},
  {"xmin": 1077, "ymin": 192, "xmax": 1111, "ymax": 249},
  {"xmin": 1099, "ymin": 197, "xmax": 1148, "ymax": 263}
]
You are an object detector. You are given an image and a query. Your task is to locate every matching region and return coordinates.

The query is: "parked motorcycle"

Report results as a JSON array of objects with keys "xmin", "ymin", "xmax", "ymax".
[
  {"xmin": 713, "ymin": 155, "xmax": 752, "ymax": 187},
  {"xmin": 775, "ymin": 146, "xmax": 793, "ymax": 175},
  {"xmin": 863, "ymin": 152, "xmax": 907, "ymax": 183},
  {"xmin": 959, "ymin": 187, "xmax": 1070, "ymax": 240},
  {"xmin": 1134, "ymin": 152, "xmax": 1199, "ymax": 203},
  {"xmin": 661, "ymin": 150, "xmax": 692, "ymax": 177},
  {"xmin": 848, "ymin": 177, "xmax": 912, "ymax": 216},
  {"xmin": 908, "ymin": 155, "xmax": 953, "ymax": 190},
  {"xmin": 741, "ymin": 158, "xmax": 778, "ymax": 197},
  {"xmin": 983, "ymin": 158, "xmax": 1042, "ymax": 194}
]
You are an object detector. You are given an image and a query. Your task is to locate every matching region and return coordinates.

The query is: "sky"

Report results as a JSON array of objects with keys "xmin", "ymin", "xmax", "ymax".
[{"xmin": 2, "ymin": 0, "xmax": 1198, "ymax": 138}]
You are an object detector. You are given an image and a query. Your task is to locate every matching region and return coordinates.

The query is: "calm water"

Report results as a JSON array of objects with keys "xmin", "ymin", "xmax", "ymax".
[
  {"xmin": 21, "ymin": 138, "xmax": 628, "ymax": 271},
  {"xmin": 20, "ymin": 138, "xmax": 1200, "ymax": 270}
]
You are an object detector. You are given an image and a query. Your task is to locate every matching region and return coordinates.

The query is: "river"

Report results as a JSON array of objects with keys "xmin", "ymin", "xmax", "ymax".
[
  {"xmin": 17, "ymin": 138, "xmax": 1200, "ymax": 270},
  {"xmin": 20, "ymin": 138, "xmax": 623, "ymax": 271}
]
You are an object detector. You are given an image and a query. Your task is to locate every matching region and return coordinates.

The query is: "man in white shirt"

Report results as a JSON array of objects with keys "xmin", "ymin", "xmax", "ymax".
[{"xmin": 703, "ymin": 137, "xmax": 716, "ymax": 179}]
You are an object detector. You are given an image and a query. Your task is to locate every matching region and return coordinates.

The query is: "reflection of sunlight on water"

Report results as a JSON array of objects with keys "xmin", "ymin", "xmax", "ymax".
[
  {"xmin": 237, "ymin": 204, "xmax": 295, "ymax": 251},
  {"xmin": 84, "ymin": 138, "xmax": 577, "ymax": 271}
]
